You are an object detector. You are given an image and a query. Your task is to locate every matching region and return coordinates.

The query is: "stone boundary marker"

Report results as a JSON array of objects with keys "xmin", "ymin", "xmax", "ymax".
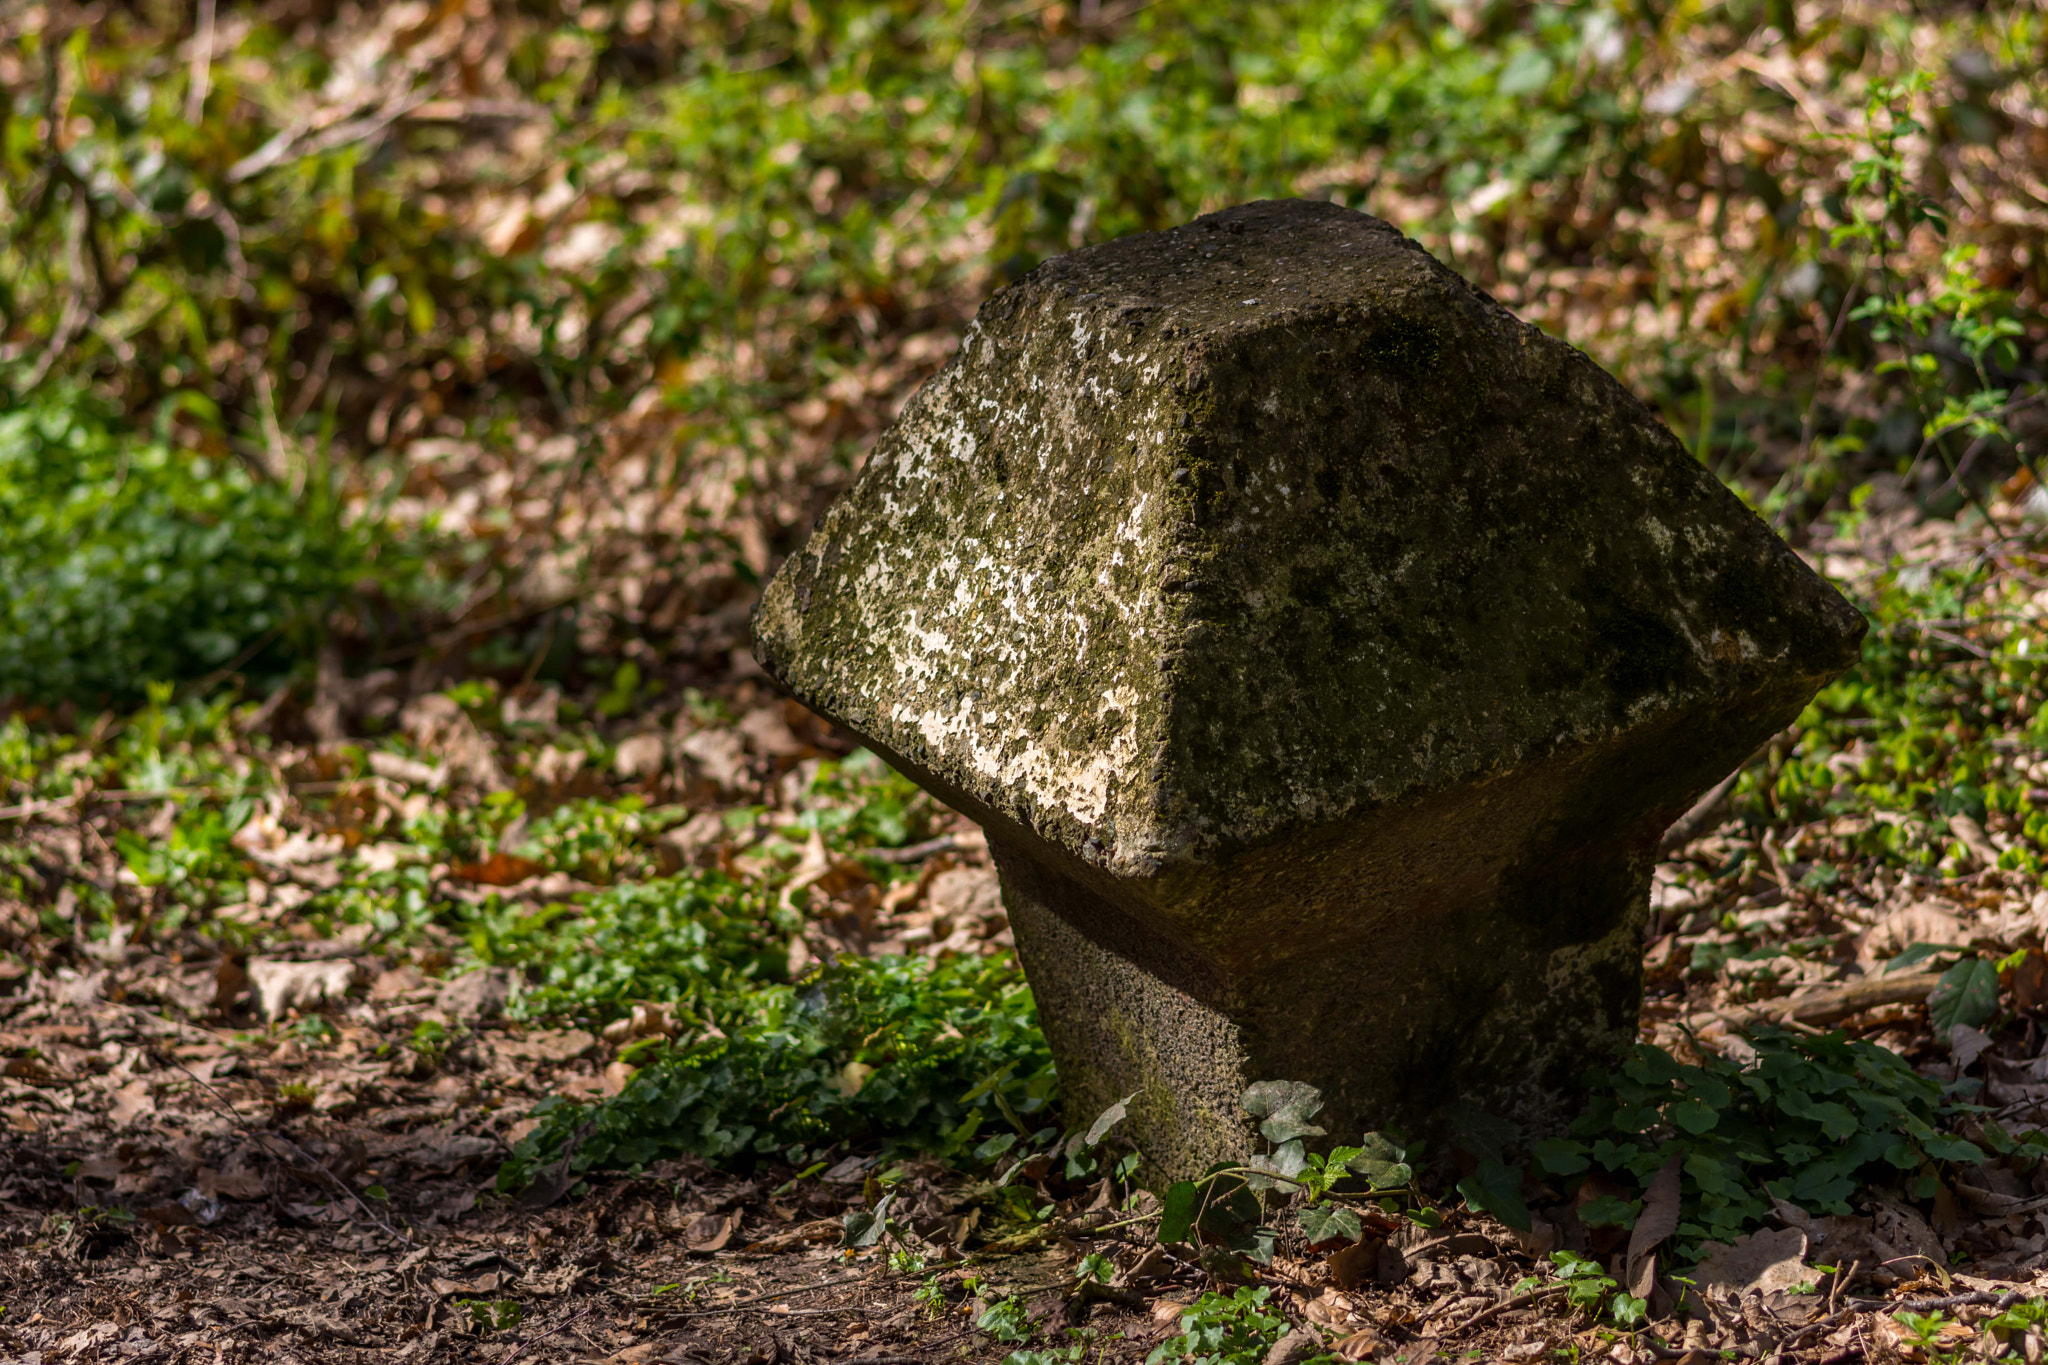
[{"xmin": 755, "ymin": 199, "xmax": 1866, "ymax": 1182}]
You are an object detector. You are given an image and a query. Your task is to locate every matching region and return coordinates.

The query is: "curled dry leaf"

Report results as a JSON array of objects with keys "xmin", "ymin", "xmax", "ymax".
[
  {"xmin": 685, "ymin": 1209, "xmax": 740, "ymax": 1253},
  {"xmin": 1625, "ymin": 1153, "xmax": 1683, "ymax": 1299},
  {"xmin": 249, "ymin": 958, "xmax": 362, "ymax": 1020}
]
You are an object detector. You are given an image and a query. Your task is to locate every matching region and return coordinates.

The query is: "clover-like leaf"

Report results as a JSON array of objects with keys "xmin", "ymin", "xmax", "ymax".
[{"xmin": 1531, "ymin": 1137, "xmax": 1590, "ymax": 1177}]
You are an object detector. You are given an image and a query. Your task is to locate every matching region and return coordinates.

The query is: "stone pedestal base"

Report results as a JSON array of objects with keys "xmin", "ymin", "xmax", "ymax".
[{"xmin": 994, "ymin": 835, "xmax": 1650, "ymax": 1185}]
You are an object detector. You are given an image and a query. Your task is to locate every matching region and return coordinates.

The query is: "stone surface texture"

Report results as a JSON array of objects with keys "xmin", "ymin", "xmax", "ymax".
[{"xmin": 754, "ymin": 199, "xmax": 1866, "ymax": 1181}]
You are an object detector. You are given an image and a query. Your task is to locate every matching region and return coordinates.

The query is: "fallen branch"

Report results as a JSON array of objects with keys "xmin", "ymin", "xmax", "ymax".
[
  {"xmin": 1686, "ymin": 971, "xmax": 1945, "ymax": 1033},
  {"xmin": 1432, "ymin": 1284, "xmax": 1570, "ymax": 1339},
  {"xmin": 674, "ymin": 1268, "xmax": 880, "ymax": 1317},
  {"xmin": 1659, "ymin": 768, "xmax": 1744, "ymax": 855},
  {"xmin": 864, "ymin": 833, "xmax": 974, "ymax": 864}
]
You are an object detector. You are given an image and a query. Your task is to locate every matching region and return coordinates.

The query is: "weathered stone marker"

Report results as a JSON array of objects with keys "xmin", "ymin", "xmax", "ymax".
[{"xmin": 754, "ymin": 199, "xmax": 1865, "ymax": 1182}]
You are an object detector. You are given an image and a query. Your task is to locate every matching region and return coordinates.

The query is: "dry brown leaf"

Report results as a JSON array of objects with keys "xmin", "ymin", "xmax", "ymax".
[
  {"xmin": 1327, "ymin": 1238, "xmax": 1381, "ymax": 1291},
  {"xmin": 2005, "ymin": 949, "xmax": 2048, "ymax": 1013},
  {"xmin": 678, "ymin": 727, "xmax": 749, "ymax": 792},
  {"xmin": 109, "ymin": 1079, "xmax": 154, "ymax": 1126},
  {"xmin": 1626, "ymin": 1154, "xmax": 1683, "ymax": 1298},
  {"xmin": 449, "ymin": 852, "xmax": 545, "ymax": 886},
  {"xmin": 198, "ymin": 1166, "xmax": 268, "ymax": 1201},
  {"xmin": 737, "ymin": 705, "xmax": 805, "ymax": 758},
  {"xmin": 741, "ymin": 1219, "xmax": 842, "ymax": 1253},
  {"xmin": 1331, "ymin": 1327, "xmax": 1386, "ymax": 1361},
  {"xmin": 496, "ymin": 1028, "xmax": 596, "ymax": 1063},
  {"xmin": 248, "ymin": 957, "xmax": 362, "ymax": 1020},
  {"xmin": 1693, "ymin": 1226, "xmax": 1811, "ymax": 1297},
  {"xmin": 686, "ymin": 1209, "xmax": 740, "ymax": 1253},
  {"xmin": 1856, "ymin": 901, "xmax": 1968, "ymax": 965},
  {"xmin": 613, "ymin": 731, "xmax": 667, "ymax": 778},
  {"xmin": 431, "ymin": 1272, "xmax": 506, "ymax": 1297}
]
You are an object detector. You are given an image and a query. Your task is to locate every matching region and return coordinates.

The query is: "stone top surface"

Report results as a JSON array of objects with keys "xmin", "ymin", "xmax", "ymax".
[{"xmin": 754, "ymin": 199, "xmax": 1866, "ymax": 882}]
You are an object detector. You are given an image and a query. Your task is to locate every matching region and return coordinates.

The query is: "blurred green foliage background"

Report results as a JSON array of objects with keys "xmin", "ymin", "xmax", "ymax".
[{"xmin": 2, "ymin": 0, "xmax": 2041, "ymax": 703}]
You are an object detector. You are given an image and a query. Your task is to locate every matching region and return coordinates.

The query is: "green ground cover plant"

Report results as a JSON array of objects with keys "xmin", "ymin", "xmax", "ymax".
[
  {"xmin": 1535, "ymin": 1032, "xmax": 2010, "ymax": 1248},
  {"xmin": 497, "ymin": 951, "xmax": 1053, "ymax": 1181},
  {"xmin": 0, "ymin": 388, "xmax": 426, "ymax": 705}
]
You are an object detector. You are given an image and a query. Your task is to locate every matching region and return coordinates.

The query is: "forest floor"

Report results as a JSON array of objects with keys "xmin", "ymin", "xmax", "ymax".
[
  {"xmin": 9, "ymin": 478, "xmax": 2048, "ymax": 1365},
  {"xmin": 7, "ymin": 1, "xmax": 2048, "ymax": 1361}
]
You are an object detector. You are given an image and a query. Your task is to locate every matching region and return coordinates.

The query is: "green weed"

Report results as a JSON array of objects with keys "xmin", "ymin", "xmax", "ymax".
[
  {"xmin": 1532, "ymin": 1030, "xmax": 2006, "ymax": 1253},
  {"xmin": 462, "ymin": 870, "xmax": 794, "ymax": 1024},
  {"xmin": 0, "ymin": 389, "xmax": 426, "ymax": 704},
  {"xmin": 1143, "ymin": 1286, "xmax": 1313, "ymax": 1365},
  {"xmin": 497, "ymin": 952, "xmax": 1053, "ymax": 1184}
]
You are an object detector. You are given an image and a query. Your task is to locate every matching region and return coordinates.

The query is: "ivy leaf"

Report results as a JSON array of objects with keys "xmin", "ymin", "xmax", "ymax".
[
  {"xmin": 1346, "ymin": 1132, "xmax": 1412, "ymax": 1190},
  {"xmin": 1241, "ymin": 1080, "xmax": 1326, "ymax": 1144},
  {"xmin": 1928, "ymin": 957, "xmax": 2000, "ymax": 1033},
  {"xmin": 1922, "ymin": 1133, "xmax": 1988, "ymax": 1164},
  {"xmin": 1667, "ymin": 1097, "xmax": 1719, "ymax": 1134},
  {"xmin": 1244, "ymin": 1138, "xmax": 1308, "ymax": 1192},
  {"xmin": 840, "ymin": 1189, "xmax": 894, "ymax": 1248},
  {"xmin": 1532, "ymin": 1138, "xmax": 1590, "ymax": 1176},
  {"xmin": 1577, "ymin": 1193, "xmax": 1637, "ymax": 1229},
  {"xmin": 1456, "ymin": 1157, "xmax": 1531, "ymax": 1231},
  {"xmin": 1158, "ymin": 1181, "xmax": 1199, "ymax": 1244},
  {"xmin": 1298, "ymin": 1203, "xmax": 1363, "ymax": 1247},
  {"xmin": 1883, "ymin": 941, "xmax": 1960, "ymax": 975}
]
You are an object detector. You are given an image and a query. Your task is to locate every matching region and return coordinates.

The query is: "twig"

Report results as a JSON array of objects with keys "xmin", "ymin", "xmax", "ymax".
[
  {"xmin": 863, "ymin": 834, "xmax": 970, "ymax": 864},
  {"xmin": 186, "ymin": 0, "xmax": 216, "ymax": 124},
  {"xmin": 1684, "ymin": 970, "xmax": 1945, "ymax": 1033},
  {"xmin": 1446, "ymin": 1283, "xmax": 1568, "ymax": 1336},
  {"xmin": 1868, "ymin": 1288, "xmax": 2029, "ymax": 1315},
  {"xmin": 1659, "ymin": 768, "xmax": 1742, "ymax": 855},
  {"xmin": 674, "ymin": 1269, "xmax": 879, "ymax": 1317},
  {"xmin": 0, "ymin": 787, "xmax": 233, "ymax": 820},
  {"xmin": 497, "ymin": 1306, "xmax": 596, "ymax": 1365},
  {"xmin": 21, "ymin": 198, "xmax": 91, "ymax": 392},
  {"xmin": 1775, "ymin": 1286, "xmax": 2030, "ymax": 1357},
  {"xmin": 1776, "ymin": 258, "xmax": 1866, "ymax": 532},
  {"xmin": 228, "ymin": 89, "xmax": 429, "ymax": 183},
  {"xmin": 0, "ymin": 794, "xmax": 78, "ymax": 821}
]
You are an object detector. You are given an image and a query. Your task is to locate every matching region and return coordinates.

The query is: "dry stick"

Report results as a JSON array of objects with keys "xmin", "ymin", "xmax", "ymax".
[
  {"xmin": 1657, "ymin": 768, "xmax": 1743, "ymax": 856},
  {"xmin": 185, "ymin": 0, "xmax": 216, "ymax": 124},
  {"xmin": 21, "ymin": 199, "xmax": 91, "ymax": 393},
  {"xmin": 496, "ymin": 1306, "xmax": 596, "ymax": 1365},
  {"xmin": 674, "ymin": 1269, "xmax": 881, "ymax": 1317},
  {"xmin": 864, "ymin": 834, "xmax": 972, "ymax": 865},
  {"xmin": 1775, "ymin": 1286, "xmax": 2031, "ymax": 1357},
  {"xmin": 1774, "ymin": 261, "xmax": 1867, "ymax": 534},
  {"xmin": 0, "ymin": 787, "xmax": 231, "ymax": 820},
  {"xmin": 1443, "ymin": 1283, "xmax": 1568, "ymax": 1336},
  {"xmin": 1684, "ymin": 970, "xmax": 1947, "ymax": 1034}
]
